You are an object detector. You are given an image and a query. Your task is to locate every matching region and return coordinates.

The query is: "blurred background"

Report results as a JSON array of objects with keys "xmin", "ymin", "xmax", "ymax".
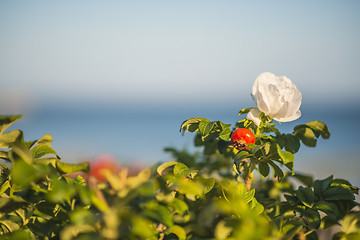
[{"xmin": 1, "ymin": 1, "xmax": 359, "ymax": 186}]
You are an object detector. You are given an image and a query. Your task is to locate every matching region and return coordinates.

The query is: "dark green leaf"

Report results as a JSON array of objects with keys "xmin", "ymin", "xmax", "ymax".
[
  {"xmin": 284, "ymin": 134, "xmax": 300, "ymax": 153},
  {"xmin": 295, "ymin": 187, "xmax": 314, "ymax": 208},
  {"xmin": 323, "ymin": 186, "xmax": 355, "ymax": 201},
  {"xmin": 292, "ymin": 173, "xmax": 313, "ymax": 187},
  {"xmin": 282, "ymin": 218, "xmax": 304, "ymax": 239},
  {"xmin": 300, "ymin": 208, "xmax": 321, "ymax": 228},
  {"xmin": 313, "ymin": 200, "xmax": 339, "ymax": 221},
  {"xmin": 258, "ymin": 162, "xmax": 270, "ymax": 177},
  {"xmin": 284, "ymin": 195, "xmax": 300, "ymax": 205},
  {"xmin": 313, "ymin": 175, "xmax": 333, "ymax": 197},
  {"xmin": 268, "ymin": 160, "xmax": 284, "ymax": 181},
  {"xmin": 180, "ymin": 117, "xmax": 208, "ymax": 134}
]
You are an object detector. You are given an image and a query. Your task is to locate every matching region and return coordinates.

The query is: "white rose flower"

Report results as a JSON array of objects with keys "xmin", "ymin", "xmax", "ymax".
[{"xmin": 247, "ymin": 72, "xmax": 302, "ymax": 126}]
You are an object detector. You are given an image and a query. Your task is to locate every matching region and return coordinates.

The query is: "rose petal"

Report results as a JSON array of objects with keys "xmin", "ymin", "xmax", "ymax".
[
  {"xmin": 251, "ymin": 72, "xmax": 302, "ymax": 123},
  {"xmin": 246, "ymin": 108, "xmax": 262, "ymax": 126},
  {"xmin": 274, "ymin": 110, "xmax": 301, "ymax": 122},
  {"xmin": 255, "ymin": 92, "xmax": 270, "ymax": 116}
]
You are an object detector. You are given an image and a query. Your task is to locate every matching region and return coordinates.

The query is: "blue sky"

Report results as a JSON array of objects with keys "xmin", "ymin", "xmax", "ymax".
[{"xmin": 1, "ymin": 0, "xmax": 360, "ymax": 113}]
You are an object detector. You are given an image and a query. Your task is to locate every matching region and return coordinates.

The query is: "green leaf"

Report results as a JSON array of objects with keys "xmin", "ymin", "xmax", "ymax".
[
  {"xmin": 196, "ymin": 177, "xmax": 215, "ymax": 195},
  {"xmin": 11, "ymin": 160, "xmax": 38, "ymax": 188},
  {"xmin": 292, "ymin": 173, "xmax": 313, "ymax": 187},
  {"xmin": 235, "ymin": 150, "xmax": 249, "ymax": 160},
  {"xmin": 157, "ymin": 161, "xmax": 178, "ymax": 176},
  {"xmin": 300, "ymin": 208, "xmax": 321, "ymax": 228},
  {"xmin": 294, "ymin": 125, "xmax": 317, "ymax": 147},
  {"xmin": 180, "ymin": 117, "xmax": 208, "ymax": 134},
  {"xmin": 215, "ymin": 220, "xmax": 233, "ymax": 240},
  {"xmin": 219, "ymin": 128, "xmax": 231, "ymax": 141},
  {"xmin": 276, "ymin": 144, "xmax": 294, "ymax": 165},
  {"xmin": 0, "ymin": 229, "xmax": 32, "ymax": 240},
  {"xmin": 0, "ymin": 181, "xmax": 10, "ymax": 196},
  {"xmin": 313, "ymin": 200, "xmax": 339, "ymax": 221},
  {"xmin": 341, "ymin": 213, "xmax": 360, "ymax": 235},
  {"xmin": 198, "ymin": 120, "xmax": 211, "ymax": 136},
  {"xmin": 0, "ymin": 130, "xmax": 24, "ymax": 148},
  {"xmin": 173, "ymin": 163, "xmax": 191, "ymax": 177},
  {"xmin": 166, "ymin": 225, "xmax": 187, "ymax": 240},
  {"xmin": 306, "ymin": 121, "xmax": 330, "ymax": 139},
  {"xmin": 31, "ymin": 144, "xmax": 60, "ymax": 159},
  {"xmin": 295, "ymin": 187, "xmax": 314, "ymax": 208},
  {"xmin": 282, "ymin": 218, "xmax": 305, "ymax": 239},
  {"xmin": 131, "ymin": 216, "xmax": 156, "ymax": 239},
  {"xmin": 313, "ymin": 175, "xmax": 333, "ymax": 197},
  {"xmin": 47, "ymin": 178, "xmax": 77, "ymax": 203},
  {"xmin": 238, "ymin": 107, "xmax": 255, "ymax": 115},
  {"xmin": 263, "ymin": 142, "xmax": 271, "ymax": 155},
  {"xmin": 56, "ymin": 161, "xmax": 90, "ymax": 174},
  {"xmin": 323, "ymin": 186, "xmax": 355, "ymax": 201},
  {"xmin": 142, "ymin": 201, "xmax": 173, "ymax": 227},
  {"xmin": 217, "ymin": 140, "xmax": 230, "ymax": 154},
  {"xmin": 258, "ymin": 161, "xmax": 270, "ymax": 177},
  {"xmin": 268, "ymin": 160, "xmax": 284, "ymax": 181},
  {"xmin": 249, "ymin": 197, "xmax": 265, "ymax": 215},
  {"xmin": 0, "ymin": 115, "xmax": 22, "ymax": 134},
  {"xmin": 30, "ymin": 134, "xmax": 53, "ymax": 149},
  {"xmin": 0, "ymin": 220, "xmax": 20, "ymax": 232},
  {"xmin": 284, "ymin": 195, "xmax": 301, "ymax": 205},
  {"xmin": 284, "ymin": 134, "xmax": 300, "ymax": 153},
  {"xmin": 168, "ymin": 199, "xmax": 188, "ymax": 216}
]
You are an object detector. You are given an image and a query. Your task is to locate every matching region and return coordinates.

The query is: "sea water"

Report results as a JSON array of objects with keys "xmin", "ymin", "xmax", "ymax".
[{"xmin": 6, "ymin": 102, "xmax": 360, "ymax": 187}]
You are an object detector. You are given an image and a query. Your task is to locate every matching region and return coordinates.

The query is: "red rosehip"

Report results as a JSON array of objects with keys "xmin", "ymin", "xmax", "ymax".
[
  {"xmin": 231, "ymin": 128, "xmax": 255, "ymax": 150},
  {"xmin": 89, "ymin": 154, "xmax": 121, "ymax": 182}
]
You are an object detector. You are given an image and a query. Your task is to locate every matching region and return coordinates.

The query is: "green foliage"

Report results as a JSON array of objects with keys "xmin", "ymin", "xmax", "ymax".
[{"xmin": 0, "ymin": 108, "xmax": 357, "ymax": 240}]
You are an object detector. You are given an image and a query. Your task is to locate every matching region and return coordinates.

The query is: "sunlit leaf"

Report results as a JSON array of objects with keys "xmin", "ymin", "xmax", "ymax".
[
  {"xmin": 56, "ymin": 161, "xmax": 89, "ymax": 174},
  {"xmin": 31, "ymin": 144, "xmax": 60, "ymax": 159},
  {"xmin": 294, "ymin": 125, "xmax": 317, "ymax": 147},
  {"xmin": 306, "ymin": 121, "xmax": 330, "ymax": 139},
  {"xmin": 276, "ymin": 144, "xmax": 294, "ymax": 165},
  {"xmin": 157, "ymin": 161, "xmax": 178, "ymax": 176},
  {"xmin": 0, "ymin": 115, "xmax": 22, "ymax": 134},
  {"xmin": 0, "ymin": 130, "xmax": 24, "ymax": 148}
]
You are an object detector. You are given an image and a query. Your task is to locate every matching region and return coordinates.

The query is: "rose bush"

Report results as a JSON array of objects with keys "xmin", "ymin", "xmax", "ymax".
[
  {"xmin": 0, "ymin": 72, "xmax": 359, "ymax": 239},
  {"xmin": 247, "ymin": 72, "xmax": 302, "ymax": 126}
]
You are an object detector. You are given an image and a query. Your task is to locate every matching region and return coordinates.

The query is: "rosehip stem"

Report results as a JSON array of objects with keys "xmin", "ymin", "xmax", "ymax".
[{"xmin": 243, "ymin": 161, "xmax": 252, "ymax": 191}]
